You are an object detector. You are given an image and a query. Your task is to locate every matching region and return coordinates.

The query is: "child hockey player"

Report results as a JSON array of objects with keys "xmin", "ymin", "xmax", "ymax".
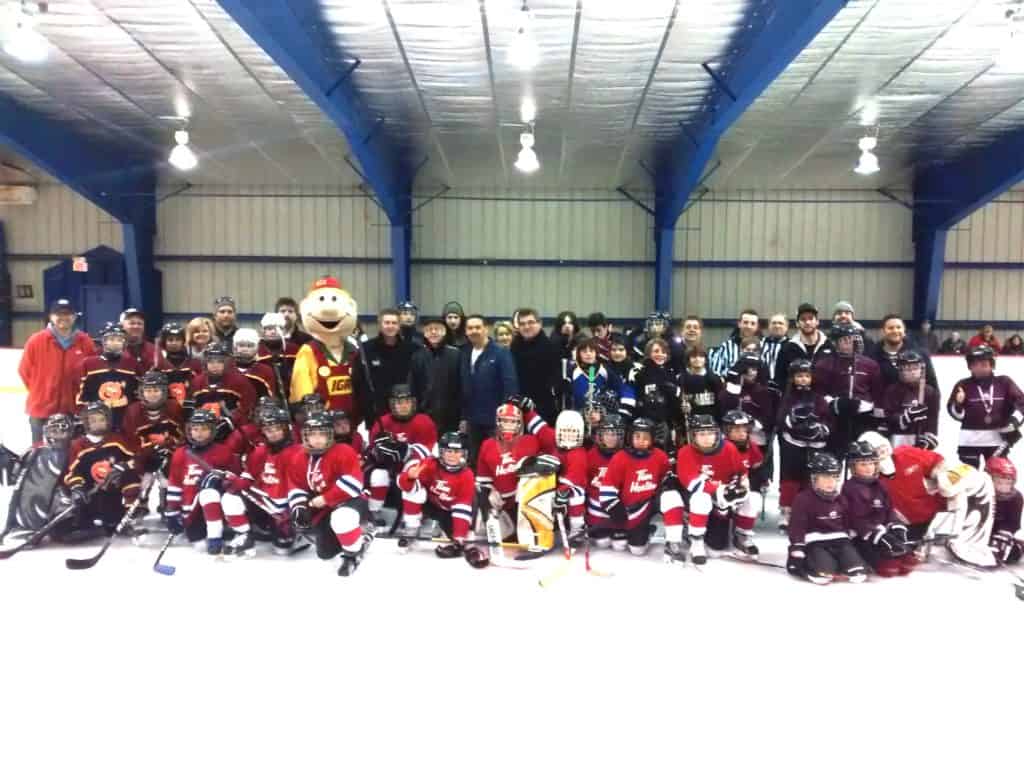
[
  {"xmin": 775, "ymin": 359, "xmax": 831, "ymax": 531},
  {"xmin": 76, "ymin": 322, "xmax": 138, "ymax": 430},
  {"xmin": 813, "ymin": 323, "xmax": 884, "ymax": 453},
  {"xmin": 947, "ymin": 345, "xmax": 1024, "ymax": 468},
  {"xmin": 986, "ymin": 457, "xmax": 1022, "ymax": 564},
  {"xmin": 630, "ymin": 338, "xmax": 682, "ymax": 451},
  {"xmin": 883, "ymin": 350, "xmax": 939, "ymax": 449},
  {"xmin": 674, "ymin": 414, "xmax": 752, "ymax": 565},
  {"xmin": 720, "ymin": 350, "xmax": 776, "ymax": 489},
  {"xmin": 233, "ymin": 328, "xmax": 278, "ymax": 400},
  {"xmin": 190, "ymin": 341, "xmax": 257, "ymax": 432},
  {"xmin": 256, "ymin": 312, "xmax": 300, "ymax": 397},
  {"xmin": 396, "ymin": 431, "xmax": 477, "ymax": 559},
  {"xmin": 585, "ymin": 414, "xmax": 625, "ymax": 532},
  {"xmin": 787, "ymin": 452, "xmax": 868, "ymax": 585},
  {"xmin": 552, "ymin": 409, "xmax": 589, "ymax": 541},
  {"xmin": 1, "ymin": 414, "xmax": 74, "ymax": 543},
  {"xmin": 678, "ymin": 344, "xmax": 723, "ymax": 424},
  {"xmin": 330, "ymin": 409, "xmax": 364, "ymax": 454},
  {"xmin": 842, "ymin": 441, "xmax": 914, "ymax": 577},
  {"xmin": 285, "ymin": 413, "xmax": 372, "ymax": 576},
  {"xmin": 156, "ymin": 322, "xmax": 199, "ymax": 407},
  {"xmin": 568, "ymin": 338, "xmax": 634, "ymax": 428},
  {"xmin": 598, "ymin": 418, "xmax": 682, "ymax": 558}
]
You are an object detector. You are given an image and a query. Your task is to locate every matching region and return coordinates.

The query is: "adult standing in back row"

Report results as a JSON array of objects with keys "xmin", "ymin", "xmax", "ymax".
[
  {"xmin": 18, "ymin": 299, "xmax": 96, "ymax": 445},
  {"xmin": 459, "ymin": 315, "xmax": 519, "ymax": 462},
  {"xmin": 511, "ymin": 308, "xmax": 562, "ymax": 426}
]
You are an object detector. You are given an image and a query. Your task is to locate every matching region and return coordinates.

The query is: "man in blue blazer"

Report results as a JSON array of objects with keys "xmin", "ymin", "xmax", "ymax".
[{"xmin": 459, "ymin": 314, "xmax": 519, "ymax": 462}]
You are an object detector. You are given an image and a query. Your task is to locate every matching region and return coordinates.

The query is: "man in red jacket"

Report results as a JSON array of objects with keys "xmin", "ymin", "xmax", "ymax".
[{"xmin": 18, "ymin": 299, "xmax": 95, "ymax": 445}]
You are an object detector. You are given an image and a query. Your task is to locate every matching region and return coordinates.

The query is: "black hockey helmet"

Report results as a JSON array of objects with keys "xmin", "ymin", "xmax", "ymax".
[
  {"xmin": 788, "ymin": 358, "xmax": 813, "ymax": 378},
  {"xmin": 897, "ymin": 349, "xmax": 925, "ymax": 384},
  {"xmin": 139, "ymin": 369, "xmax": 169, "ymax": 409},
  {"xmin": 203, "ymin": 341, "xmax": 230, "ymax": 361},
  {"xmin": 301, "ymin": 413, "xmax": 334, "ymax": 455},
  {"xmin": 722, "ymin": 409, "xmax": 752, "ymax": 448},
  {"xmin": 98, "ymin": 321, "xmax": 126, "ymax": 360},
  {"xmin": 259, "ymin": 405, "xmax": 292, "ymax": 447},
  {"xmin": 966, "ymin": 345, "xmax": 995, "ymax": 369},
  {"xmin": 253, "ymin": 395, "xmax": 279, "ymax": 422},
  {"xmin": 846, "ymin": 440, "xmax": 879, "ymax": 480},
  {"xmin": 830, "ymin": 322, "xmax": 863, "ymax": 356},
  {"xmin": 397, "ymin": 300, "xmax": 418, "ymax": 314},
  {"xmin": 808, "ymin": 451, "xmax": 842, "ymax": 499},
  {"xmin": 159, "ymin": 322, "xmax": 186, "ymax": 343},
  {"xmin": 81, "ymin": 401, "xmax": 112, "ymax": 436},
  {"xmin": 788, "ymin": 402, "xmax": 817, "ymax": 426},
  {"xmin": 595, "ymin": 413, "xmax": 626, "ymax": 453},
  {"xmin": 645, "ymin": 311, "xmax": 670, "ymax": 335},
  {"xmin": 388, "ymin": 383, "xmax": 416, "ymax": 421},
  {"xmin": 689, "ymin": 413, "xmax": 722, "ymax": 454},
  {"xmin": 329, "ymin": 408, "xmax": 352, "ymax": 434},
  {"xmin": 186, "ymin": 409, "xmax": 218, "ymax": 448},
  {"xmin": 627, "ymin": 417, "xmax": 656, "ymax": 455},
  {"xmin": 43, "ymin": 413, "xmax": 74, "ymax": 446},
  {"xmin": 438, "ymin": 431, "xmax": 469, "ymax": 473},
  {"xmin": 299, "ymin": 393, "xmax": 325, "ymax": 419}
]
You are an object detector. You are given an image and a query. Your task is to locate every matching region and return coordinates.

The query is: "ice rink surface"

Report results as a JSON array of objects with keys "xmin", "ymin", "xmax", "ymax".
[{"xmin": 2, "ymin": 351, "xmax": 1024, "ymax": 767}]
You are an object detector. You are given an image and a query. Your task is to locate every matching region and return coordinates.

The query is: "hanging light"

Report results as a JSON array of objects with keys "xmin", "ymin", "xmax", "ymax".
[
  {"xmin": 854, "ymin": 134, "xmax": 879, "ymax": 176},
  {"xmin": 3, "ymin": 2, "xmax": 48, "ymax": 63},
  {"xmin": 514, "ymin": 129, "xmax": 539, "ymax": 174},
  {"xmin": 520, "ymin": 97, "xmax": 536, "ymax": 123},
  {"xmin": 509, "ymin": 2, "xmax": 539, "ymax": 70},
  {"xmin": 168, "ymin": 129, "xmax": 198, "ymax": 172}
]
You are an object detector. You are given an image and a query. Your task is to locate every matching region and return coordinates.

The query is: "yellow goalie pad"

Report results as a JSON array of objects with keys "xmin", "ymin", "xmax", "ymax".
[{"xmin": 516, "ymin": 472, "xmax": 556, "ymax": 550}]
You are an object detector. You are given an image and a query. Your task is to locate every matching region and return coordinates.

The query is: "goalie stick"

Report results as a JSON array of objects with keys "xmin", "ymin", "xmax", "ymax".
[
  {"xmin": 64, "ymin": 493, "xmax": 146, "ymax": 570},
  {"xmin": 0, "ymin": 483, "xmax": 104, "ymax": 560}
]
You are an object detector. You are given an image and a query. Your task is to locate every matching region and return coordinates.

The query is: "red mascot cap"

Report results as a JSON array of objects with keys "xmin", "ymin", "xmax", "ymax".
[{"xmin": 311, "ymin": 276, "xmax": 342, "ymax": 291}]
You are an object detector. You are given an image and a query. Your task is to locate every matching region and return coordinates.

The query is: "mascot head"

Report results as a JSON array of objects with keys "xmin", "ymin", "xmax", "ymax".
[{"xmin": 300, "ymin": 277, "xmax": 357, "ymax": 349}]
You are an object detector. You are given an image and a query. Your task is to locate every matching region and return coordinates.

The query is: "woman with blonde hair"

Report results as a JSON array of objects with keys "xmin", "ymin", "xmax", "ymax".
[
  {"xmin": 186, "ymin": 316, "xmax": 215, "ymax": 359},
  {"xmin": 493, "ymin": 321, "xmax": 515, "ymax": 349}
]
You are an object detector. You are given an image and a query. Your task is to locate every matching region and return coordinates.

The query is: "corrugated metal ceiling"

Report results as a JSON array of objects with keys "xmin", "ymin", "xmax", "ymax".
[{"xmin": 1, "ymin": 1, "xmax": 1024, "ymax": 192}]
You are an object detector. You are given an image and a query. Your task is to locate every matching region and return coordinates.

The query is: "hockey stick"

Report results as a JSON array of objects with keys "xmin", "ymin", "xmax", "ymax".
[
  {"xmin": 64, "ymin": 494, "xmax": 145, "ymax": 570},
  {"xmin": 0, "ymin": 506, "xmax": 75, "ymax": 559},
  {"xmin": 152, "ymin": 532, "xmax": 178, "ymax": 575}
]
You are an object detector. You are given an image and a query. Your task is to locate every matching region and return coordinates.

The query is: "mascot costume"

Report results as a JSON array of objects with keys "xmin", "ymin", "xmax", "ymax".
[{"xmin": 289, "ymin": 277, "xmax": 360, "ymax": 423}]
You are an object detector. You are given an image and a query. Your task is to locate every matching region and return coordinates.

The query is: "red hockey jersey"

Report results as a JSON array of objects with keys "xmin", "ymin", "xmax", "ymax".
[
  {"xmin": 369, "ymin": 413, "xmax": 438, "ymax": 456},
  {"xmin": 235, "ymin": 360, "xmax": 278, "ymax": 400},
  {"xmin": 599, "ymin": 448, "xmax": 670, "ymax": 528},
  {"xmin": 397, "ymin": 457, "xmax": 476, "ymax": 537},
  {"xmin": 676, "ymin": 440, "xmax": 747, "ymax": 497},
  {"xmin": 75, "ymin": 355, "xmax": 139, "ymax": 428},
  {"xmin": 284, "ymin": 443, "xmax": 363, "ymax": 515},
  {"xmin": 879, "ymin": 445, "xmax": 945, "ymax": 525},
  {"xmin": 121, "ymin": 400, "xmax": 185, "ymax": 468},
  {"xmin": 586, "ymin": 446, "xmax": 617, "ymax": 521},
  {"xmin": 476, "ymin": 434, "xmax": 543, "ymax": 509},
  {"xmin": 240, "ymin": 442, "xmax": 302, "ymax": 512},
  {"xmin": 64, "ymin": 435, "xmax": 139, "ymax": 498},
  {"xmin": 190, "ymin": 370, "xmax": 257, "ymax": 425},
  {"xmin": 165, "ymin": 441, "xmax": 243, "ymax": 514},
  {"xmin": 157, "ymin": 354, "xmax": 200, "ymax": 407},
  {"xmin": 556, "ymin": 445, "xmax": 589, "ymax": 517}
]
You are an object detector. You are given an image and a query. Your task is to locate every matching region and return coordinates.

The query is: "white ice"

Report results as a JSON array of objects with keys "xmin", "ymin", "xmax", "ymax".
[{"xmin": 2, "ymin": 353, "xmax": 1023, "ymax": 767}]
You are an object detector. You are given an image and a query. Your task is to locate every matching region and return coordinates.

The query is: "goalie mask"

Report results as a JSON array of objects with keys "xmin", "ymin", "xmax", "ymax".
[
  {"xmin": 594, "ymin": 414, "xmax": 625, "ymax": 455},
  {"xmin": 808, "ymin": 452, "xmax": 842, "ymax": 500},
  {"xmin": 438, "ymin": 431, "xmax": 469, "ymax": 473},
  {"xmin": 846, "ymin": 441, "xmax": 879, "ymax": 481},
  {"xmin": 388, "ymin": 384, "xmax": 416, "ymax": 422},
  {"xmin": 186, "ymin": 409, "xmax": 218, "ymax": 449},
  {"xmin": 496, "ymin": 403, "xmax": 523, "ymax": 442},
  {"xmin": 139, "ymin": 370, "xmax": 169, "ymax": 410},
  {"xmin": 986, "ymin": 456, "xmax": 1017, "ymax": 500},
  {"xmin": 232, "ymin": 328, "xmax": 260, "ymax": 365},
  {"xmin": 555, "ymin": 410, "xmax": 585, "ymax": 451},
  {"xmin": 301, "ymin": 413, "xmax": 334, "ymax": 456},
  {"xmin": 689, "ymin": 414, "xmax": 721, "ymax": 454},
  {"xmin": 897, "ymin": 350, "xmax": 925, "ymax": 385},
  {"xmin": 721, "ymin": 410, "xmax": 752, "ymax": 450},
  {"xmin": 858, "ymin": 431, "xmax": 894, "ymax": 476},
  {"xmin": 43, "ymin": 413, "xmax": 74, "ymax": 448}
]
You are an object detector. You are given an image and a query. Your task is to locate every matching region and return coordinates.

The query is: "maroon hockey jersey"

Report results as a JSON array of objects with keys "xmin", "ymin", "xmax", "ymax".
[
  {"xmin": 190, "ymin": 370, "xmax": 257, "ymax": 425},
  {"xmin": 76, "ymin": 355, "xmax": 139, "ymax": 428},
  {"xmin": 789, "ymin": 489, "xmax": 853, "ymax": 546}
]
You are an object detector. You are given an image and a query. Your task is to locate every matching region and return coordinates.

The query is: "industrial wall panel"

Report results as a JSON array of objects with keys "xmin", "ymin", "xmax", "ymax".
[
  {"xmin": 412, "ymin": 264, "xmax": 652, "ymax": 323},
  {"xmin": 156, "ymin": 187, "xmax": 389, "ymax": 261},
  {"xmin": 414, "ymin": 192, "xmax": 654, "ymax": 263},
  {"xmin": 12, "ymin": 318, "xmax": 44, "ymax": 347},
  {"xmin": 156, "ymin": 261, "xmax": 391, "ymax": 321},
  {"xmin": 671, "ymin": 266, "xmax": 913, "ymax": 324},
  {"xmin": 1, "ymin": 184, "xmax": 123, "ymax": 255},
  {"xmin": 8, "ymin": 258, "xmax": 61, "ymax": 316},
  {"xmin": 940, "ymin": 189, "xmax": 1024, "ymax": 328}
]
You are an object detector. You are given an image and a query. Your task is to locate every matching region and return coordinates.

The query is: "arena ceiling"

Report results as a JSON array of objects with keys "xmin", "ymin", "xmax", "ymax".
[{"xmin": 1, "ymin": 0, "xmax": 1024, "ymax": 193}]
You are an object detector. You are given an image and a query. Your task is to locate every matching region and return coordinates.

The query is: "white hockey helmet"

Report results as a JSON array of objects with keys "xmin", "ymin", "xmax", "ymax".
[
  {"xmin": 858, "ymin": 431, "xmax": 894, "ymax": 475},
  {"xmin": 260, "ymin": 312, "xmax": 286, "ymax": 340},
  {"xmin": 232, "ymin": 328, "xmax": 260, "ymax": 360},
  {"xmin": 555, "ymin": 410, "xmax": 585, "ymax": 450}
]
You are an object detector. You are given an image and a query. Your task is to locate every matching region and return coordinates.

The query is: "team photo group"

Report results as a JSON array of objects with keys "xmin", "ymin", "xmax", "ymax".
[{"xmin": 5, "ymin": 273, "xmax": 1023, "ymax": 587}]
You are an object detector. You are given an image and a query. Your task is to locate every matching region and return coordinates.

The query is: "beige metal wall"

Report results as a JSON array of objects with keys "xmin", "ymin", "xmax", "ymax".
[
  {"xmin": 155, "ymin": 186, "xmax": 392, "ymax": 321},
  {"xmin": 672, "ymin": 190, "xmax": 915, "ymax": 333},
  {"xmin": 940, "ymin": 189, "xmax": 1024, "ymax": 334},
  {"xmin": 412, "ymin": 191, "xmax": 654, "ymax": 322},
  {"xmin": 2, "ymin": 184, "xmax": 123, "ymax": 344}
]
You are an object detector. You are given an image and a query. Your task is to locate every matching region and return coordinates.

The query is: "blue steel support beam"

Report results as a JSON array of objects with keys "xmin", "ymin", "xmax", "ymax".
[
  {"xmin": 654, "ymin": 227, "xmax": 675, "ymax": 313},
  {"xmin": 214, "ymin": 0, "xmax": 408, "ymax": 224},
  {"xmin": 0, "ymin": 93, "xmax": 160, "ymax": 323},
  {"xmin": 912, "ymin": 127, "xmax": 1024, "ymax": 323},
  {"xmin": 0, "ymin": 222, "xmax": 9, "ymax": 346},
  {"xmin": 654, "ymin": 0, "xmax": 848, "ymax": 312},
  {"xmin": 390, "ymin": 179, "xmax": 412, "ymax": 303}
]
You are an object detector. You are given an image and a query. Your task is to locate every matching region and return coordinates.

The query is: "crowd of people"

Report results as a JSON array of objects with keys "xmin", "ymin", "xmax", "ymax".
[{"xmin": 5, "ymin": 285, "xmax": 1023, "ymax": 583}]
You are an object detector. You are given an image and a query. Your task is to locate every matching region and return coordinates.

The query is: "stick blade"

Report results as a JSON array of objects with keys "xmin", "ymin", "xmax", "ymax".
[
  {"xmin": 154, "ymin": 563, "xmax": 176, "ymax": 576},
  {"xmin": 64, "ymin": 555, "xmax": 101, "ymax": 570}
]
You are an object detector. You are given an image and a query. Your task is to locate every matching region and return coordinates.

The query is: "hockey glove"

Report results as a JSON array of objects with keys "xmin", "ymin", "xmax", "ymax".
[
  {"xmin": 888, "ymin": 523, "xmax": 911, "ymax": 550},
  {"xmin": 200, "ymin": 470, "xmax": 226, "ymax": 493},
  {"xmin": 523, "ymin": 454, "xmax": 561, "ymax": 477},
  {"xmin": 215, "ymin": 417, "xmax": 235, "ymax": 442},
  {"xmin": 553, "ymin": 488, "xmax": 570, "ymax": 518},
  {"xmin": 871, "ymin": 525, "xmax": 906, "ymax": 558},
  {"xmin": 163, "ymin": 512, "xmax": 185, "ymax": 535},
  {"xmin": 372, "ymin": 436, "xmax": 404, "ymax": 470},
  {"xmin": 991, "ymin": 531, "xmax": 1023, "ymax": 564},
  {"xmin": 831, "ymin": 397, "xmax": 861, "ymax": 419},
  {"xmin": 69, "ymin": 486, "xmax": 89, "ymax": 510},
  {"xmin": 505, "ymin": 395, "xmax": 535, "ymax": 414},
  {"xmin": 292, "ymin": 504, "xmax": 313, "ymax": 531},
  {"xmin": 899, "ymin": 403, "xmax": 928, "ymax": 431},
  {"xmin": 786, "ymin": 544, "xmax": 808, "ymax": 578},
  {"xmin": 915, "ymin": 432, "xmax": 939, "ymax": 450},
  {"xmin": 723, "ymin": 480, "xmax": 748, "ymax": 506},
  {"xmin": 605, "ymin": 498, "xmax": 627, "ymax": 525}
]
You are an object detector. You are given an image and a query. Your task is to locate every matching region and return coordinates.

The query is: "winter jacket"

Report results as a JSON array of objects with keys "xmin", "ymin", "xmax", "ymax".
[
  {"xmin": 709, "ymin": 329, "xmax": 764, "ymax": 377},
  {"xmin": 511, "ymin": 330, "xmax": 562, "ymax": 425},
  {"xmin": 569, "ymin": 364, "xmax": 635, "ymax": 415},
  {"xmin": 460, "ymin": 340, "xmax": 519, "ymax": 427},
  {"xmin": 773, "ymin": 332, "xmax": 835, "ymax": 391},
  {"xmin": 354, "ymin": 335, "xmax": 432, "ymax": 426},
  {"xmin": 867, "ymin": 342, "xmax": 938, "ymax": 391},
  {"xmin": 423, "ymin": 341, "xmax": 462, "ymax": 433},
  {"xmin": 18, "ymin": 326, "xmax": 96, "ymax": 419}
]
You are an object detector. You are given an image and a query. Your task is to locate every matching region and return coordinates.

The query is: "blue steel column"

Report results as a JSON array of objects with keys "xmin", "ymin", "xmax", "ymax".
[
  {"xmin": 654, "ymin": 225, "xmax": 675, "ymax": 314},
  {"xmin": 911, "ymin": 226, "xmax": 947, "ymax": 325}
]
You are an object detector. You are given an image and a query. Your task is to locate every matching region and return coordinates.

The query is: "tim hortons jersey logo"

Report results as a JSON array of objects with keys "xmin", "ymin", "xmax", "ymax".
[
  {"xmin": 629, "ymin": 469, "xmax": 657, "ymax": 494},
  {"xmin": 431, "ymin": 478, "xmax": 454, "ymax": 503},
  {"xmin": 260, "ymin": 461, "xmax": 280, "ymax": 486},
  {"xmin": 307, "ymin": 464, "xmax": 326, "ymax": 492},
  {"xmin": 591, "ymin": 467, "xmax": 608, "ymax": 490},
  {"xmin": 185, "ymin": 464, "xmax": 205, "ymax": 487},
  {"xmin": 496, "ymin": 452, "xmax": 517, "ymax": 477}
]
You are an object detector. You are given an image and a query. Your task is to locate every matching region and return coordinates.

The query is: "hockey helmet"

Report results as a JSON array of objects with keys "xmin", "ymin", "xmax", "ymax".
[
  {"xmin": 186, "ymin": 409, "xmax": 218, "ymax": 448},
  {"xmin": 645, "ymin": 311, "xmax": 670, "ymax": 336},
  {"xmin": 555, "ymin": 410, "xmax": 585, "ymax": 451},
  {"xmin": 43, "ymin": 413, "xmax": 74, "ymax": 447},
  {"xmin": 496, "ymin": 403, "xmax": 524, "ymax": 442},
  {"xmin": 259, "ymin": 312, "xmax": 286, "ymax": 341},
  {"xmin": 259, "ymin": 405, "xmax": 292, "ymax": 447},
  {"xmin": 857, "ymin": 431, "xmax": 894, "ymax": 476},
  {"xmin": 329, "ymin": 409, "xmax": 352, "ymax": 436},
  {"xmin": 388, "ymin": 384, "xmax": 417, "ymax": 421},
  {"xmin": 81, "ymin": 401, "xmax": 112, "ymax": 437},
  {"xmin": 966, "ymin": 345, "xmax": 996, "ymax": 373},
  {"xmin": 397, "ymin": 300, "xmax": 419, "ymax": 322},
  {"xmin": 301, "ymin": 413, "xmax": 335, "ymax": 455},
  {"xmin": 202, "ymin": 342, "xmax": 230, "ymax": 376},
  {"xmin": 897, "ymin": 350, "xmax": 925, "ymax": 384},
  {"xmin": 788, "ymin": 403, "xmax": 816, "ymax": 426},
  {"xmin": 986, "ymin": 456, "xmax": 1017, "ymax": 500},
  {"xmin": 159, "ymin": 322, "xmax": 186, "ymax": 344},
  {"xmin": 689, "ymin": 413, "xmax": 721, "ymax": 454},
  {"xmin": 595, "ymin": 413, "xmax": 625, "ymax": 453},
  {"xmin": 232, "ymin": 328, "xmax": 260, "ymax": 362},
  {"xmin": 846, "ymin": 441, "xmax": 879, "ymax": 480},
  {"xmin": 627, "ymin": 417, "xmax": 656, "ymax": 456},
  {"xmin": 98, "ymin": 321, "xmax": 126, "ymax": 360},
  {"xmin": 721, "ymin": 409, "xmax": 752, "ymax": 448},
  {"xmin": 438, "ymin": 431, "xmax": 469, "ymax": 473},
  {"xmin": 829, "ymin": 322, "xmax": 863, "ymax": 356},
  {"xmin": 299, "ymin": 393, "xmax": 325, "ymax": 421},
  {"xmin": 139, "ymin": 369, "xmax": 169, "ymax": 409},
  {"xmin": 788, "ymin": 357, "xmax": 813, "ymax": 383},
  {"xmin": 808, "ymin": 451, "xmax": 842, "ymax": 500}
]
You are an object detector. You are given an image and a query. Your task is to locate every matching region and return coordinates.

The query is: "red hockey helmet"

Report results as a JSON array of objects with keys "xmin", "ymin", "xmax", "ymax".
[
  {"xmin": 496, "ymin": 403, "xmax": 523, "ymax": 442},
  {"xmin": 986, "ymin": 456, "xmax": 1017, "ymax": 500}
]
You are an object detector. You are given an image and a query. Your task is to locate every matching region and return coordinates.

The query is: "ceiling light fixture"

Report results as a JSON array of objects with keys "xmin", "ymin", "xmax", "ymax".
[
  {"xmin": 514, "ymin": 128, "xmax": 539, "ymax": 174},
  {"xmin": 520, "ymin": 97, "xmax": 536, "ymax": 123},
  {"xmin": 168, "ymin": 129, "xmax": 198, "ymax": 172},
  {"xmin": 3, "ymin": 1, "xmax": 49, "ymax": 63},
  {"xmin": 509, "ymin": 2, "xmax": 539, "ymax": 70},
  {"xmin": 854, "ymin": 134, "xmax": 879, "ymax": 176}
]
